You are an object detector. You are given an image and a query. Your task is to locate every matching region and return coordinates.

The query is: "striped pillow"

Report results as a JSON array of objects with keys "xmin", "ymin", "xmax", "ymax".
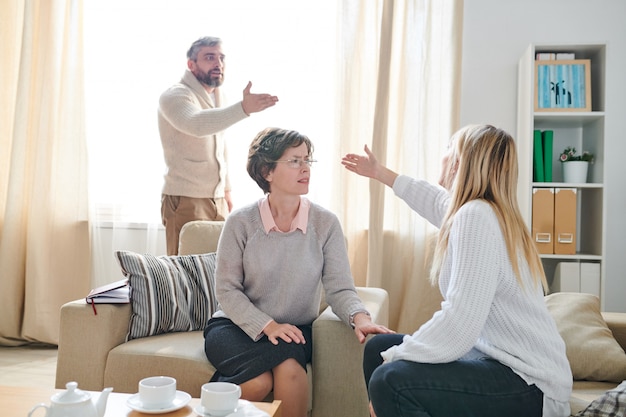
[{"xmin": 115, "ymin": 250, "xmax": 218, "ymax": 341}]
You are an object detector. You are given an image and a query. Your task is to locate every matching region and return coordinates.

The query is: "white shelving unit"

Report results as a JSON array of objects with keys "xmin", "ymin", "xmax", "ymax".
[{"xmin": 517, "ymin": 43, "xmax": 606, "ymax": 302}]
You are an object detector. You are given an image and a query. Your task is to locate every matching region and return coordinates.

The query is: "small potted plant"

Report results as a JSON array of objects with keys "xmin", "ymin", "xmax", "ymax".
[{"xmin": 559, "ymin": 146, "xmax": 593, "ymax": 183}]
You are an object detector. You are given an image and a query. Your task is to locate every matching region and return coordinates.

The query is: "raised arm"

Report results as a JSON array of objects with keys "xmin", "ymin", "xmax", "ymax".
[{"xmin": 342, "ymin": 144, "xmax": 399, "ymax": 188}]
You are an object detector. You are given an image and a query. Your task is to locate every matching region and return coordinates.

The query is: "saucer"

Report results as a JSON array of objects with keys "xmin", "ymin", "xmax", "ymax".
[
  {"xmin": 127, "ymin": 390, "xmax": 191, "ymax": 414},
  {"xmin": 194, "ymin": 400, "xmax": 269, "ymax": 417}
]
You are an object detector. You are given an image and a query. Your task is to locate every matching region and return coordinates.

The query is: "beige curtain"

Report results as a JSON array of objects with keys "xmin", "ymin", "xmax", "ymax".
[
  {"xmin": 334, "ymin": 0, "xmax": 463, "ymax": 333},
  {"xmin": 0, "ymin": 0, "xmax": 90, "ymax": 346}
]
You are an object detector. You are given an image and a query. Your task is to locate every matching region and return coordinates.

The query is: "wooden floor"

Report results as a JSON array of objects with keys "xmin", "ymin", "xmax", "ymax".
[{"xmin": 0, "ymin": 345, "xmax": 57, "ymax": 389}]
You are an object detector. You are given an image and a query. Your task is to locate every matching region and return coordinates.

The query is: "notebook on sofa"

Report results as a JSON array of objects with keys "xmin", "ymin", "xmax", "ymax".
[{"xmin": 86, "ymin": 279, "xmax": 130, "ymax": 314}]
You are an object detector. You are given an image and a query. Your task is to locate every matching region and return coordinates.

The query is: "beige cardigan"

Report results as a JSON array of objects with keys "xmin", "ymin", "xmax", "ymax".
[{"xmin": 158, "ymin": 70, "xmax": 248, "ymax": 198}]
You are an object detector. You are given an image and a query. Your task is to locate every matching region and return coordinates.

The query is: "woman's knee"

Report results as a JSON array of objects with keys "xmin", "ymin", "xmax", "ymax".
[
  {"xmin": 274, "ymin": 358, "xmax": 307, "ymax": 382},
  {"xmin": 365, "ymin": 333, "xmax": 405, "ymax": 357},
  {"xmin": 240, "ymin": 371, "xmax": 273, "ymax": 401},
  {"xmin": 364, "ymin": 334, "xmax": 405, "ymax": 386}
]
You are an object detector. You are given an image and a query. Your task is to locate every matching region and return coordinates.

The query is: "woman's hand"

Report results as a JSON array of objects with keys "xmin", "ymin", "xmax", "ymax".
[
  {"xmin": 352, "ymin": 312, "xmax": 395, "ymax": 344},
  {"xmin": 263, "ymin": 320, "xmax": 306, "ymax": 345},
  {"xmin": 342, "ymin": 145, "xmax": 380, "ymax": 178},
  {"xmin": 342, "ymin": 145, "xmax": 399, "ymax": 188}
]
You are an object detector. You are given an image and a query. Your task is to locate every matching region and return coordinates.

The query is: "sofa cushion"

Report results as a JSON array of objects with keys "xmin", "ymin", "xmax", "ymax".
[
  {"xmin": 115, "ymin": 251, "xmax": 218, "ymax": 341},
  {"xmin": 104, "ymin": 331, "xmax": 214, "ymax": 397},
  {"xmin": 545, "ymin": 292, "xmax": 626, "ymax": 383}
]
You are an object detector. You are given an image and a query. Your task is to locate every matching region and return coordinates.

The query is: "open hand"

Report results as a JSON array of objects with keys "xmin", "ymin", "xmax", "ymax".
[
  {"xmin": 341, "ymin": 144, "xmax": 380, "ymax": 179},
  {"xmin": 241, "ymin": 81, "xmax": 279, "ymax": 115},
  {"xmin": 342, "ymin": 145, "xmax": 399, "ymax": 187}
]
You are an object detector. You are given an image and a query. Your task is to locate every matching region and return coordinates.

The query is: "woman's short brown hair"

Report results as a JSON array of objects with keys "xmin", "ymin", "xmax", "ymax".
[{"xmin": 247, "ymin": 127, "xmax": 313, "ymax": 194}]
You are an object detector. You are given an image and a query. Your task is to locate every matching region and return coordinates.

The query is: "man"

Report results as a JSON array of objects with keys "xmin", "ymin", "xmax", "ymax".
[{"xmin": 159, "ymin": 36, "xmax": 278, "ymax": 255}]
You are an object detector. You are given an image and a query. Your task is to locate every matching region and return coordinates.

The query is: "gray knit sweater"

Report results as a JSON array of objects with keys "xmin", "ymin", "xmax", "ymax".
[
  {"xmin": 158, "ymin": 70, "xmax": 248, "ymax": 198},
  {"xmin": 212, "ymin": 201, "xmax": 367, "ymax": 340}
]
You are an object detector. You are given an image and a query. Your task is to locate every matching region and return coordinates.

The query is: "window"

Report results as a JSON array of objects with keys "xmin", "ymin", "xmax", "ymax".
[{"xmin": 84, "ymin": 0, "xmax": 338, "ymax": 223}]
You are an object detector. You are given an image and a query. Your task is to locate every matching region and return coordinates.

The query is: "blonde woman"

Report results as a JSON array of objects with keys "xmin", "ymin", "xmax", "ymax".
[{"xmin": 342, "ymin": 125, "xmax": 572, "ymax": 417}]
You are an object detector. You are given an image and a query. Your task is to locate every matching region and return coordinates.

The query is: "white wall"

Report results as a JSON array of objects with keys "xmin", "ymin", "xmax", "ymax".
[{"xmin": 460, "ymin": 0, "xmax": 626, "ymax": 311}]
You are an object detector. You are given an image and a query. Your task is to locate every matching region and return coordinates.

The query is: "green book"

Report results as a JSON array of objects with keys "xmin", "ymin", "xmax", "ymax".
[
  {"xmin": 533, "ymin": 130, "xmax": 545, "ymax": 182},
  {"xmin": 542, "ymin": 130, "xmax": 554, "ymax": 182}
]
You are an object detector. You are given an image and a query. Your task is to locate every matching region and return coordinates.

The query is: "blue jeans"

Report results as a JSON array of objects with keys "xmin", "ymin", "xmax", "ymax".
[{"xmin": 363, "ymin": 334, "xmax": 543, "ymax": 417}]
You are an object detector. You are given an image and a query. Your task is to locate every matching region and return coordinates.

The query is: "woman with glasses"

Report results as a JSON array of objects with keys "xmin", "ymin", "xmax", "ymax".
[
  {"xmin": 204, "ymin": 127, "xmax": 393, "ymax": 417},
  {"xmin": 342, "ymin": 124, "xmax": 572, "ymax": 417}
]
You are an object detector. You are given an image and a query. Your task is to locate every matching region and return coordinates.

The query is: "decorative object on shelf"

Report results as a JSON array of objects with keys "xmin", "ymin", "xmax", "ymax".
[
  {"xmin": 560, "ymin": 147, "xmax": 593, "ymax": 183},
  {"xmin": 535, "ymin": 59, "xmax": 591, "ymax": 112}
]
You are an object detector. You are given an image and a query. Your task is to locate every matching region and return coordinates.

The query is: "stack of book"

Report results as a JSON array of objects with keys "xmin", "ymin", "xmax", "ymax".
[{"xmin": 535, "ymin": 52, "xmax": 576, "ymax": 60}]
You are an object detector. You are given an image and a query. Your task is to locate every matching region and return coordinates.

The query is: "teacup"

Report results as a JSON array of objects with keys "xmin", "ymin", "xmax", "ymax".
[
  {"xmin": 200, "ymin": 382, "xmax": 241, "ymax": 416},
  {"xmin": 139, "ymin": 376, "xmax": 176, "ymax": 409}
]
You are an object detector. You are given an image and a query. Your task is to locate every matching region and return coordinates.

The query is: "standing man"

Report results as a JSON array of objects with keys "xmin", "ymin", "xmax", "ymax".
[{"xmin": 159, "ymin": 36, "xmax": 278, "ymax": 255}]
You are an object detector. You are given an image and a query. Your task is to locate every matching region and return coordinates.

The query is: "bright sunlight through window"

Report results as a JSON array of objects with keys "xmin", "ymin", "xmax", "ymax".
[{"xmin": 84, "ymin": 1, "xmax": 338, "ymax": 223}]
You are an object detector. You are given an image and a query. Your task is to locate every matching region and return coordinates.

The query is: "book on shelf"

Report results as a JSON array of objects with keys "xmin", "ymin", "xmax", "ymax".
[
  {"xmin": 542, "ymin": 130, "xmax": 554, "ymax": 182},
  {"xmin": 556, "ymin": 52, "xmax": 575, "ymax": 59},
  {"xmin": 535, "ymin": 52, "xmax": 556, "ymax": 60},
  {"xmin": 535, "ymin": 52, "xmax": 575, "ymax": 60},
  {"xmin": 86, "ymin": 279, "xmax": 130, "ymax": 314},
  {"xmin": 533, "ymin": 130, "xmax": 545, "ymax": 182}
]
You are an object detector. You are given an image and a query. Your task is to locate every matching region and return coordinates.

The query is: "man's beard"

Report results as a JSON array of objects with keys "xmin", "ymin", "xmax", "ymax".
[{"xmin": 197, "ymin": 69, "xmax": 224, "ymax": 88}]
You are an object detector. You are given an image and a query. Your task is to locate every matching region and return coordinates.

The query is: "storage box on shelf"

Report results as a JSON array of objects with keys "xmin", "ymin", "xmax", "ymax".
[{"xmin": 517, "ymin": 43, "xmax": 606, "ymax": 303}]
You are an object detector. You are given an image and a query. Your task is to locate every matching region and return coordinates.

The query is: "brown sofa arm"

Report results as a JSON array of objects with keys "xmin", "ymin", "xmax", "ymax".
[
  {"xmin": 602, "ymin": 312, "xmax": 626, "ymax": 352},
  {"xmin": 55, "ymin": 300, "xmax": 131, "ymax": 391}
]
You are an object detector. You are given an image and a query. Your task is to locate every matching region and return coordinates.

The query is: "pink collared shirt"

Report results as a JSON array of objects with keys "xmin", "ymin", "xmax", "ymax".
[{"xmin": 258, "ymin": 196, "xmax": 310, "ymax": 234}]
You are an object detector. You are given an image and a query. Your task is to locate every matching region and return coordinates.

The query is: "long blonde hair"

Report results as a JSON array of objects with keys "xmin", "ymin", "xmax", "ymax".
[{"xmin": 430, "ymin": 125, "xmax": 547, "ymax": 291}]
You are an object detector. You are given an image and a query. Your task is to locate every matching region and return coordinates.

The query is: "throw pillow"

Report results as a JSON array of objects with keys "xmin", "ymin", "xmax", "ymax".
[
  {"xmin": 545, "ymin": 292, "xmax": 626, "ymax": 382},
  {"xmin": 576, "ymin": 380, "xmax": 626, "ymax": 417},
  {"xmin": 115, "ymin": 250, "xmax": 218, "ymax": 341}
]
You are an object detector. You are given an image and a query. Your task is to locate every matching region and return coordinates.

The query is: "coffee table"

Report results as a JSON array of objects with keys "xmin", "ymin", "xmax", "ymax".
[{"xmin": 0, "ymin": 385, "xmax": 281, "ymax": 417}]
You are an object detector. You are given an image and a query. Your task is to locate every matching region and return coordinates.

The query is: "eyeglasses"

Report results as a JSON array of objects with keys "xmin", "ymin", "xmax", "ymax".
[{"xmin": 272, "ymin": 159, "xmax": 317, "ymax": 169}]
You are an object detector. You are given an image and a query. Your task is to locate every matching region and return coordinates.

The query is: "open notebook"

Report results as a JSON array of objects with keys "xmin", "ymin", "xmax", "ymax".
[{"xmin": 85, "ymin": 278, "xmax": 130, "ymax": 314}]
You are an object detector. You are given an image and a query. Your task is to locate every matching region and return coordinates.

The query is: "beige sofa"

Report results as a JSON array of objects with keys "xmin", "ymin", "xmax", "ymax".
[
  {"xmin": 56, "ymin": 221, "xmax": 389, "ymax": 417},
  {"xmin": 565, "ymin": 311, "xmax": 626, "ymax": 415},
  {"xmin": 56, "ymin": 221, "xmax": 626, "ymax": 416}
]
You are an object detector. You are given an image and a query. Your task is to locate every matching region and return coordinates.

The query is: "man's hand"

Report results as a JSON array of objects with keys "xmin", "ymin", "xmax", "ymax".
[
  {"xmin": 263, "ymin": 320, "xmax": 306, "ymax": 346},
  {"xmin": 241, "ymin": 81, "xmax": 279, "ymax": 115}
]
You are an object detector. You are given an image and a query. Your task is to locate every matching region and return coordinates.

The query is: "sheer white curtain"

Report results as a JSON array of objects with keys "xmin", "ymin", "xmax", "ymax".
[
  {"xmin": 0, "ymin": 0, "xmax": 90, "ymax": 345},
  {"xmin": 83, "ymin": 0, "xmax": 464, "ymax": 332},
  {"xmin": 335, "ymin": 0, "xmax": 463, "ymax": 332},
  {"xmin": 83, "ymin": 0, "xmax": 339, "ymax": 287}
]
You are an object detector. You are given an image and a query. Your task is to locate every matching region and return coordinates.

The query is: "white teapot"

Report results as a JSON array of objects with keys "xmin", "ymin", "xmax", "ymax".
[{"xmin": 28, "ymin": 381, "xmax": 113, "ymax": 417}]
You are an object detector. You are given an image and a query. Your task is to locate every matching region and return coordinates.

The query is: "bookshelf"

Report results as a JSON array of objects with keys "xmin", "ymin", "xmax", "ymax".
[{"xmin": 517, "ymin": 43, "xmax": 606, "ymax": 302}]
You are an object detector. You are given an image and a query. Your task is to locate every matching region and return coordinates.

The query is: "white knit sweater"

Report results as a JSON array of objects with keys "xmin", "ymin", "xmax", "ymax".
[
  {"xmin": 158, "ymin": 70, "xmax": 248, "ymax": 198},
  {"xmin": 382, "ymin": 175, "xmax": 572, "ymax": 415},
  {"xmin": 212, "ymin": 200, "xmax": 367, "ymax": 341}
]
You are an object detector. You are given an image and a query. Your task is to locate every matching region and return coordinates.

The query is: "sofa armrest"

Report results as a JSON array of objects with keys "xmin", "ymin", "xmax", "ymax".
[
  {"xmin": 602, "ymin": 312, "xmax": 626, "ymax": 352},
  {"xmin": 55, "ymin": 300, "xmax": 131, "ymax": 391},
  {"xmin": 311, "ymin": 287, "xmax": 389, "ymax": 417}
]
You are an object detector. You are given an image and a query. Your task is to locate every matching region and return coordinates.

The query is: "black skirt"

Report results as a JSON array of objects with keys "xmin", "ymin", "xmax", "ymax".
[{"xmin": 203, "ymin": 317, "xmax": 313, "ymax": 384}]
